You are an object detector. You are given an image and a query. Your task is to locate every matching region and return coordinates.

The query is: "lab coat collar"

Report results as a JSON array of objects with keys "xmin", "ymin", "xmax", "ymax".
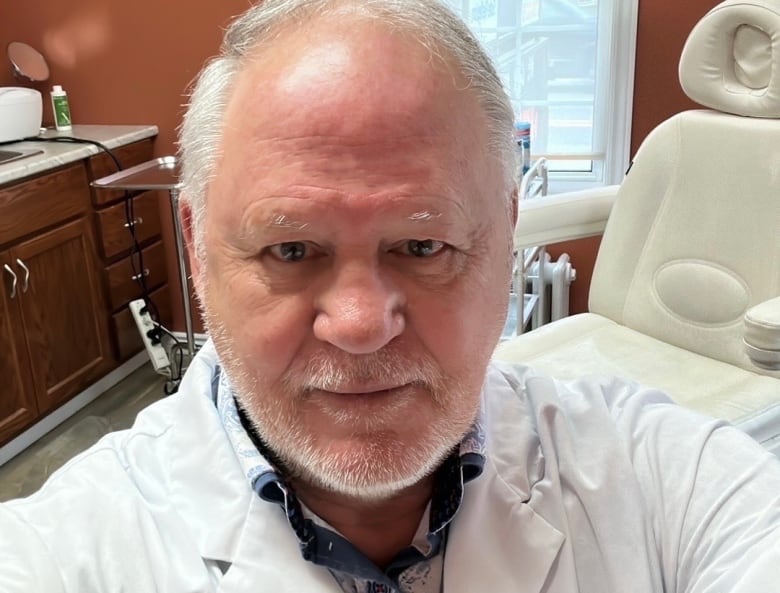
[
  {"xmin": 216, "ymin": 495, "xmax": 343, "ymax": 592},
  {"xmin": 167, "ymin": 341, "xmax": 254, "ymax": 566}
]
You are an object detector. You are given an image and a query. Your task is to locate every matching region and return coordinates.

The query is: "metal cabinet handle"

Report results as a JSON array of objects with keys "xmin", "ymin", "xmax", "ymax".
[
  {"xmin": 124, "ymin": 217, "xmax": 144, "ymax": 228},
  {"xmin": 3, "ymin": 264, "xmax": 17, "ymax": 299},
  {"xmin": 131, "ymin": 268, "xmax": 150, "ymax": 282},
  {"xmin": 15, "ymin": 259, "xmax": 29, "ymax": 293}
]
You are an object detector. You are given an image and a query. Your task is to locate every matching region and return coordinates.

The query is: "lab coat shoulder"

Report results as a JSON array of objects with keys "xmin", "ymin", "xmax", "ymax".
[
  {"xmin": 0, "ymin": 346, "xmax": 253, "ymax": 593},
  {"xmin": 480, "ymin": 361, "xmax": 780, "ymax": 592}
]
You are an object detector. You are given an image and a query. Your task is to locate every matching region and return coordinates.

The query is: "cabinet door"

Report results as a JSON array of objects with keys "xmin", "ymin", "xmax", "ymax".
[
  {"xmin": 0, "ymin": 252, "xmax": 38, "ymax": 443},
  {"xmin": 12, "ymin": 218, "xmax": 111, "ymax": 414}
]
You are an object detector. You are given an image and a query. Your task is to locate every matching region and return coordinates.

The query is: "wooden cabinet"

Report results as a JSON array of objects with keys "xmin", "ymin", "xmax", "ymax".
[
  {"xmin": 0, "ymin": 260, "xmax": 37, "ymax": 444},
  {"xmin": 95, "ymin": 191, "xmax": 163, "ymax": 260},
  {"xmin": 0, "ymin": 163, "xmax": 89, "ymax": 245},
  {"xmin": 0, "ymin": 135, "xmax": 172, "ymax": 446},
  {"xmin": 86, "ymin": 139, "xmax": 171, "ymax": 364},
  {"xmin": 0, "ymin": 165, "xmax": 111, "ymax": 443},
  {"xmin": 7, "ymin": 219, "xmax": 110, "ymax": 415},
  {"xmin": 104, "ymin": 241, "xmax": 167, "ymax": 311}
]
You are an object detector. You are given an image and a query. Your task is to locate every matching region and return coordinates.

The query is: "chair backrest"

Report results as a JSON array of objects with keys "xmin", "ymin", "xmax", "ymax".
[{"xmin": 588, "ymin": 0, "xmax": 780, "ymax": 373}]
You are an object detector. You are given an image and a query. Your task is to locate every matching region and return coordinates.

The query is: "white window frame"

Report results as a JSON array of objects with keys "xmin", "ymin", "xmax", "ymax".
[
  {"xmin": 549, "ymin": 0, "xmax": 638, "ymax": 193},
  {"xmin": 449, "ymin": 0, "xmax": 639, "ymax": 194}
]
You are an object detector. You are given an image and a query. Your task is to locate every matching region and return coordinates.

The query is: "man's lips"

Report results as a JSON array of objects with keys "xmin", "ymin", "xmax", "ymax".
[
  {"xmin": 304, "ymin": 383, "xmax": 425, "ymax": 426},
  {"xmin": 312, "ymin": 383, "xmax": 409, "ymax": 397}
]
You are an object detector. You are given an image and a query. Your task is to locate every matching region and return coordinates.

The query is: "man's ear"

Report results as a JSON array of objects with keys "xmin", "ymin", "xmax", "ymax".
[{"xmin": 178, "ymin": 197, "xmax": 201, "ymax": 287}]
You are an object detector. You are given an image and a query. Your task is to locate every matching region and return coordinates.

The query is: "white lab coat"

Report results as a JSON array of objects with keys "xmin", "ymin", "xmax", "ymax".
[{"xmin": 1, "ymin": 341, "xmax": 779, "ymax": 592}]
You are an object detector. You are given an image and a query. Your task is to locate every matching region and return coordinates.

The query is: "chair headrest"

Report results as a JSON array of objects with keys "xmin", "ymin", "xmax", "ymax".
[{"xmin": 680, "ymin": 0, "xmax": 780, "ymax": 117}]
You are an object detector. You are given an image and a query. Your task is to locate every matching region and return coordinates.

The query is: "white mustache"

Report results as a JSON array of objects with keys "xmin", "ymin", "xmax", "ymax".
[{"xmin": 287, "ymin": 350, "xmax": 440, "ymax": 394}]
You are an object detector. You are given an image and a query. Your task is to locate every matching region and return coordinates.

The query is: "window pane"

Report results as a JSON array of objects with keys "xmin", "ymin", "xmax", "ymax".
[{"xmin": 444, "ymin": 0, "xmax": 599, "ymax": 171}]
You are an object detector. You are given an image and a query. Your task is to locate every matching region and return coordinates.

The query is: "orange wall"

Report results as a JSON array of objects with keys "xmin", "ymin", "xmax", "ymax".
[
  {"xmin": 0, "ymin": 0, "xmax": 724, "ymax": 327},
  {"xmin": 0, "ymin": 1, "xmax": 249, "ymax": 151},
  {"xmin": 0, "ymin": 0, "xmax": 250, "ymax": 331},
  {"xmin": 631, "ymin": 0, "xmax": 720, "ymax": 154}
]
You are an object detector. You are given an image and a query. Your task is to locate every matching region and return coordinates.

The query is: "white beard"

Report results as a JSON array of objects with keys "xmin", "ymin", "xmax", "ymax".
[{"xmin": 196, "ymin": 274, "xmax": 479, "ymax": 502}]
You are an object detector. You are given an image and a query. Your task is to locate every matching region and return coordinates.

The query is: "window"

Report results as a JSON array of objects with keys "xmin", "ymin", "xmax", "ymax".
[{"xmin": 444, "ymin": 0, "xmax": 638, "ymax": 191}]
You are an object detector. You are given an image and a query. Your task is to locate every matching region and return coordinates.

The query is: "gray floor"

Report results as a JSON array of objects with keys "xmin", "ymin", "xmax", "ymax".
[{"xmin": 0, "ymin": 364, "xmax": 167, "ymax": 502}]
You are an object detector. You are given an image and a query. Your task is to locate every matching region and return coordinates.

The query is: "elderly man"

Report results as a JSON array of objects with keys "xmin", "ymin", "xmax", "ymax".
[{"xmin": 1, "ymin": 0, "xmax": 779, "ymax": 591}]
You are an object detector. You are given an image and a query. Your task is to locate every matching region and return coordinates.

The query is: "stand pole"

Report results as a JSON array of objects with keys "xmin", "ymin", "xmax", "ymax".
[{"xmin": 168, "ymin": 187, "xmax": 195, "ymax": 358}]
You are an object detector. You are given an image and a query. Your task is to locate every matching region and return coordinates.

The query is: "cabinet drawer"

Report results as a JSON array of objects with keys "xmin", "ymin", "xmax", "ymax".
[
  {"xmin": 105, "ymin": 240, "xmax": 168, "ymax": 311},
  {"xmin": 96, "ymin": 191, "xmax": 162, "ymax": 260},
  {"xmin": 88, "ymin": 139, "xmax": 155, "ymax": 206},
  {"xmin": 0, "ymin": 164, "xmax": 89, "ymax": 246},
  {"xmin": 111, "ymin": 284, "xmax": 171, "ymax": 362}
]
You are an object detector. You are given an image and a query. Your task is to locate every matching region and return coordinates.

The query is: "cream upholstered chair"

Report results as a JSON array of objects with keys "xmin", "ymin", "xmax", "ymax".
[{"xmin": 495, "ymin": 0, "xmax": 780, "ymax": 456}]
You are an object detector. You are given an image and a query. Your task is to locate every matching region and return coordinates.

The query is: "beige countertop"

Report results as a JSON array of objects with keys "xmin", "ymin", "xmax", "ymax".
[{"xmin": 0, "ymin": 124, "xmax": 159, "ymax": 187}]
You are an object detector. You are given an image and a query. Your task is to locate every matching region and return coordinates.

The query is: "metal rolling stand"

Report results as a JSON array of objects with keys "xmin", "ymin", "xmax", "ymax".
[{"xmin": 92, "ymin": 157, "xmax": 197, "ymax": 359}]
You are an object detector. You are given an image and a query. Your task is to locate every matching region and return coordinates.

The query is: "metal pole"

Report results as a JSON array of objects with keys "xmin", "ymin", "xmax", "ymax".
[{"xmin": 168, "ymin": 187, "xmax": 196, "ymax": 357}]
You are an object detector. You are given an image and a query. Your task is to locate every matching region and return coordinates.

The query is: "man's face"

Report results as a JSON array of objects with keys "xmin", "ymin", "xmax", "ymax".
[{"xmin": 190, "ymin": 19, "xmax": 513, "ymax": 500}]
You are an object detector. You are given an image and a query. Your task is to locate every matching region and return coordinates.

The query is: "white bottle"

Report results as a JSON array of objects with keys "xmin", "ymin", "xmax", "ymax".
[{"xmin": 50, "ymin": 85, "xmax": 72, "ymax": 132}]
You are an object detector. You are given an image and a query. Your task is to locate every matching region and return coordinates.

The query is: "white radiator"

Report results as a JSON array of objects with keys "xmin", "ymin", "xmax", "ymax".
[
  {"xmin": 504, "ymin": 251, "xmax": 576, "ymax": 338},
  {"xmin": 527, "ymin": 252, "xmax": 577, "ymax": 327},
  {"xmin": 502, "ymin": 158, "xmax": 577, "ymax": 338}
]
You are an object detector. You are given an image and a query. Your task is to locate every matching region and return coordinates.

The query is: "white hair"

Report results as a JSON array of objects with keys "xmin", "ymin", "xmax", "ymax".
[{"xmin": 178, "ymin": 0, "xmax": 517, "ymax": 255}]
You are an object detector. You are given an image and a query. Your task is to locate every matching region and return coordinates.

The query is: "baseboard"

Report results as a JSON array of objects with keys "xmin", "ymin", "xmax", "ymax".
[{"xmin": 0, "ymin": 352, "xmax": 148, "ymax": 467}]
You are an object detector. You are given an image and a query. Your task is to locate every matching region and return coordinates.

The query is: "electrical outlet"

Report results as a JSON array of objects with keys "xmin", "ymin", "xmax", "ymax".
[{"xmin": 128, "ymin": 299, "xmax": 170, "ymax": 373}]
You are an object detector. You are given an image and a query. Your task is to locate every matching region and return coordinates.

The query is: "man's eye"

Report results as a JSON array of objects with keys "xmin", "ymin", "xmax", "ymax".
[
  {"xmin": 268, "ymin": 242, "xmax": 308, "ymax": 262},
  {"xmin": 404, "ymin": 239, "xmax": 446, "ymax": 258}
]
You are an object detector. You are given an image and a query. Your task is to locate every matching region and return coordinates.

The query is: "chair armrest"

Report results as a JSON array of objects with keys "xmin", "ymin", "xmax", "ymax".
[
  {"xmin": 744, "ymin": 296, "xmax": 780, "ymax": 370},
  {"xmin": 514, "ymin": 185, "xmax": 620, "ymax": 250}
]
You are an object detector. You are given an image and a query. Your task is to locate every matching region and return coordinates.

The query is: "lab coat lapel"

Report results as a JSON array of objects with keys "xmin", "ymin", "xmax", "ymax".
[
  {"xmin": 214, "ymin": 469, "xmax": 564, "ymax": 593},
  {"xmin": 440, "ymin": 362, "xmax": 566, "ymax": 592},
  {"xmin": 167, "ymin": 348, "xmax": 338, "ymax": 591},
  {"xmin": 442, "ymin": 456, "xmax": 564, "ymax": 593},
  {"xmin": 217, "ymin": 495, "xmax": 343, "ymax": 593}
]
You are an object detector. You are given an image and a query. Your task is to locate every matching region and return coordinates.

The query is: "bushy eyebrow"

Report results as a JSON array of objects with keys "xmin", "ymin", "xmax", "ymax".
[
  {"xmin": 262, "ymin": 209, "xmax": 445, "ymax": 230},
  {"xmin": 235, "ymin": 202, "xmax": 456, "ymax": 247}
]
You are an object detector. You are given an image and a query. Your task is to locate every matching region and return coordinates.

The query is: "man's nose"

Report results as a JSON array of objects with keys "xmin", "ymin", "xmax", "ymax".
[{"xmin": 313, "ymin": 262, "xmax": 405, "ymax": 354}]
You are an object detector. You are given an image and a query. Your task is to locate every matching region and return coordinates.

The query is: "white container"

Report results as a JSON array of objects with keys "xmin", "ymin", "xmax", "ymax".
[{"xmin": 0, "ymin": 87, "xmax": 42, "ymax": 142}]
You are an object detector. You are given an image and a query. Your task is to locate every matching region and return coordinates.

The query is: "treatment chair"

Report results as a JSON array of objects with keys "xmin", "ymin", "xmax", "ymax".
[{"xmin": 494, "ymin": 0, "xmax": 780, "ymax": 456}]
